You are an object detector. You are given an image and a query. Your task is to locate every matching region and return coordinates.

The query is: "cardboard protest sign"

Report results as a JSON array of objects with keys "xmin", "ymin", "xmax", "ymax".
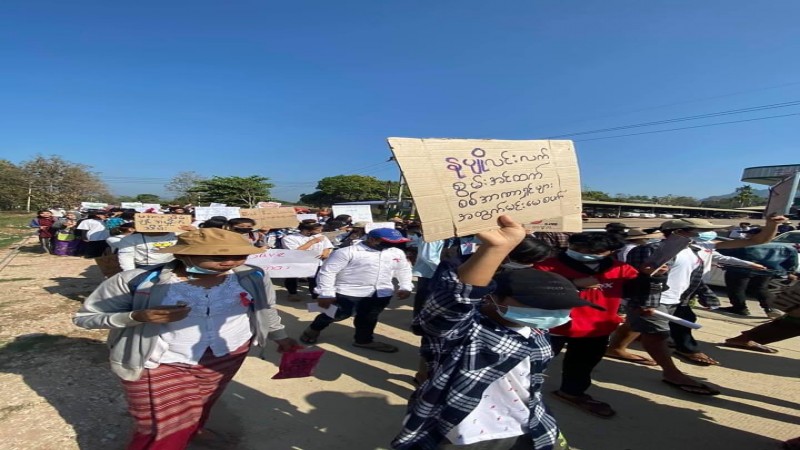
[
  {"xmin": 240, "ymin": 207, "xmax": 299, "ymax": 230},
  {"xmin": 245, "ymin": 249, "xmax": 320, "ymax": 278},
  {"xmin": 765, "ymin": 172, "xmax": 800, "ymax": 218},
  {"xmin": 332, "ymin": 204, "xmax": 374, "ymax": 223},
  {"xmin": 194, "ymin": 206, "xmax": 241, "ymax": 221},
  {"xmin": 387, "ymin": 138, "xmax": 582, "ymax": 242},
  {"xmin": 365, "ymin": 222, "xmax": 395, "ymax": 232},
  {"xmin": 134, "ymin": 213, "xmax": 192, "ymax": 233}
]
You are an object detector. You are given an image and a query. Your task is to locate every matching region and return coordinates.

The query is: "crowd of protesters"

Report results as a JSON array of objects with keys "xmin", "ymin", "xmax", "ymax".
[{"xmin": 29, "ymin": 201, "xmax": 794, "ymax": 450}]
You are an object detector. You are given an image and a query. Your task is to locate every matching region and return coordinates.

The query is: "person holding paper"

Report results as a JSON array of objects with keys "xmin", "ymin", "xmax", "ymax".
[
  {"xmin": 624, "ymin": 216, "xmax": 785, "ymax": 395},
  {"xmin": 300, "ymin": 228, "xmax": 413, "ymax": 353},
  {"xmin": 393, "ymin": 215, "xmax": 583, "ymax": 450},
  {"xmin": 74, "ymin": 228, "xmax": 297, "ymax": 449},
  {"xmin": 281, "ymin": 222, "xmax": 334, "ymax": 301},
  {"xmin": 534, "ymin": 232, "xmax": 638, "ymax": 418}
]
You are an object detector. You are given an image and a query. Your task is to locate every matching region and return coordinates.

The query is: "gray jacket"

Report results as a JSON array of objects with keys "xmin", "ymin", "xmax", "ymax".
[{"xmin": 74, "ymin": 262, "xmax": 289, "ymax": 381}]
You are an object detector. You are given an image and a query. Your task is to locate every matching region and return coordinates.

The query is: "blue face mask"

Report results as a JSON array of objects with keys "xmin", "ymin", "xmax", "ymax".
[
  {"xmin": 183, "ymin": 257, "xmax": 225, "ymax": 275},
  {"xmin": 492, "ymin": 298, "xmax": 572, "ymax": 329},
  {"xmin": 565, "ymin": 249, "xmax": 607, "ymax": 262},
  {"xmin": 693, "ymin": 231, "xmax": 717, "ymax": 242}
]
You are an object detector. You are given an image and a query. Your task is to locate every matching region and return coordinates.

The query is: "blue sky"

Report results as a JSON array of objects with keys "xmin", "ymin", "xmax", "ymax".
[{"xmin": 1, "ymin": 1, "xmax": 799, "ymax": 202}]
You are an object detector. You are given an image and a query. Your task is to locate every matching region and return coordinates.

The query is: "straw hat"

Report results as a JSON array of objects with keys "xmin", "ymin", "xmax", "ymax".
[
  {"xmin": 625, "ymin": 228, "xmax": 663, "ymax": 240},
  {"xmin": 158, "ymin": 228, "xmax": 264, "ymax": 255}
]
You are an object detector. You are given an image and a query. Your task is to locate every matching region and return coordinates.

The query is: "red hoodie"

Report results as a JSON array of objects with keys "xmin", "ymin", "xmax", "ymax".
[{"xmin": 534, "ymin": 254, "xmax": 638, "ymax": 338}]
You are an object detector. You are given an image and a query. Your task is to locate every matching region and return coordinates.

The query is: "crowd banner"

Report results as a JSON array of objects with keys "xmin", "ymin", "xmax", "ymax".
[
  {"xmin": 120, "ymin": 202, "xmax": 143, "ymax": 209},
  {"xmin": 240, "ymin": 207, "xmax": 299, "ymax": 229},
  {"xmin": 365, "ymin": 222, "xmax": 395, "ymax": 232},
  {"xmin": 246, "ymin": 249, "xmax": 320, "ymax": 278},
  {"xmin": 80, "ymin": 202, "xmax": 108, "ymax": 210},
  {"xmin": 134, "ymin": 213, "xmax": 193, "ymax": 232},
  {"xmin": 194, "ymin": 206, "xmax": 241, "ymax": 221},
  {"xmin": 331, "ymin": 204, "xmax": 373, "ymax": 223},
  {"xmin": 387, "ymin": 138, "xmax": 583, "ymax": 242}
]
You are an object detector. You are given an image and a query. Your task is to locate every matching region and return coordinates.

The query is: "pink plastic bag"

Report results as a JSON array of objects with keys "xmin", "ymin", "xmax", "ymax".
[{"xmin": 272, "ymin": 347, "xmax": 325, "ymax": 379}]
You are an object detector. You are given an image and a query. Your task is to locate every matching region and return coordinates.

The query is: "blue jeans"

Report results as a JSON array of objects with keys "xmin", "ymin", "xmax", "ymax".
[{"xmin": 309, "ymin": 293, "xmax": 392, "ymax": 344}]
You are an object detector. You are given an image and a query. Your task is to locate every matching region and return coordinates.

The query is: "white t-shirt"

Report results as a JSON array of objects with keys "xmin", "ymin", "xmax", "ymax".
[
  {"xmin": 77, "ymin": 219, "xmax": 110, "ymax": 241},
  {"xmin": 116, "ymin": 233, "xmax": 178, "ymax": 270},
  {"xmin": 660, "ymin": 247, "xmax": 703, "ymax": 305},
  {"xmin": 281, "ymin": 233, "xmax": 334, "ymax": 265},
  {"xmin": 446, "ymin": 327, "xmax": 532, "ymax": 445}
]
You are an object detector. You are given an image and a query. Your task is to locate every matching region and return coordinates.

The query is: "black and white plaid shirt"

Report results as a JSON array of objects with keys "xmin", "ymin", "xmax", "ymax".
[{"xmin": 392, "ymin": 267, "xmax": 560, "ymax": 450}]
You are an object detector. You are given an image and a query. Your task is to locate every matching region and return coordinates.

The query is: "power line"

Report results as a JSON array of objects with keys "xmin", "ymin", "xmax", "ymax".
[
  {"xmin": 574, "ymin": 111, "xmax": 800, "ymax": 142},
  {"xmin": 548, "ymin": 100, "xmax": 800, "ymax": 139}
]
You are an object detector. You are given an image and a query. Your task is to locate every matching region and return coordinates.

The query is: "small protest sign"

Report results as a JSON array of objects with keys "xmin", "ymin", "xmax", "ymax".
[
  {"xmin": 120, "ymin": 202, "xmax": 143, "ymax": 209},
  {"xmin": 240, "ymin": 207, "xmax": 299, "ymax": 230},
  {"xmin": 765, "ymin": 172, "xmax": 800, "ymax": 218},
  {"xmin": 296, "ymin": 214, "xmax": 318, "ymax": 222},
  {"xmin": 245, "ymin": 249, "xmax": 320, "ymax": 278},
  {"xmin": 194, "ymin": 206, "xmax": 241, "ymax": 221},
  {"xmin": 332, "ymin": 204, "xmax": 374, "ymax": 223},
  {"xmin": 272, "ymin": 347, "xmax": 325, "ymax": 379},
  {"xmin": 135, "ymin": 203, "xmax": 163, "ymax": 213},
  {"xmin": 257, "ymin": 201, "xmax": 283, "ymax": 208},
  {"xmin": 365, "ymin": 222, "xmax": 395, "ymax": 232},
  {"xmin": 387, "ymin": 138, "xmax": 583, "ymax": 242},
  {"xmin": 134, "ymin": 213, "xmax": 193, "ymax": 232},
  {"xmin": 81, "ymin": 202, "xmax": 108, "ymax": 210}
]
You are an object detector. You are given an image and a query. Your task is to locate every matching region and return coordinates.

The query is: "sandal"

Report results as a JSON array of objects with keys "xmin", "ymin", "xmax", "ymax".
[
  {"xmin": 719, "ymin": 340, "xmax": 778, "ymax": 354},
  {"xmin": 673, "ymin": 351, "xmax": 720, "ymax": 366},
  {"xmin": 604, "ymin": 353, "xmax": 658, "ymax": 366},
  {"xmin": 352, "ymin": 341, "xmax": 399, "ymax": 353},
  {"xmin": 299, "ymin": 328, "xmax": 320, "ymax": 344},
  {"xmin": 662, "ymin": 379, "xmax": 720, "ymax": 396},
  {"xmin": 552, "ymin": 390, "xmax": 616, "ymax": 418}
]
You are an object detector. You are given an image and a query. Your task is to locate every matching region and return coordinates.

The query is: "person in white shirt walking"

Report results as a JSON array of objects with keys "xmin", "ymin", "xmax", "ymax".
[
  {"xmin": 116, "ymin": 231, "xmax": 179, "ymax": 271},
  {"xmin": 281, "ymin": 222, "xmax": 334, "ymax": 301},
  {"xmin": 300, "ymin": 228, "xmax": 413, "ymax": 353}
]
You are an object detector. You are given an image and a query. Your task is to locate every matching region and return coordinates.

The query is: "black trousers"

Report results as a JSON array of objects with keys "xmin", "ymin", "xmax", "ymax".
[
  {"xmin": 725, "ymin": 271, "xmax": 774, "ymax": 310},
  {"xmin": 284, "ymin": 275, "xmax": 319, "ymax": 299},
  {"xmin": 309, "ymin": 293, "xmax": 392, "ymax": 344},
  {"xmin": 669, "ymin": 304, "xmax": 700, "ymax": 354},
  {"xmin": 549, "ymin": 335, "xmax": 610, "ymax": 396}
]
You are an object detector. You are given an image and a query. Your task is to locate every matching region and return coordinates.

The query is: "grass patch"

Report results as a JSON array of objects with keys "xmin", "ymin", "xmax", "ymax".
[
  {"xmin": 0, "ymin": 277, "xmax": 35, "ymax": 283},
  {"xmin": 0, "ymin": 211, "xmax": 36, "ymax": 249}
]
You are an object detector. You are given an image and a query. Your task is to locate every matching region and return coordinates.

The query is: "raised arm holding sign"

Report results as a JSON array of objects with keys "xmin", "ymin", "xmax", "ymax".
[{"xmin": 387, "ymin": 138, "xmax": 583, "ymax": 241}]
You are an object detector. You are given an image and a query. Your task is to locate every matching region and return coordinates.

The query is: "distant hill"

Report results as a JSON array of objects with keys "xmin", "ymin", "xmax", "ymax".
[{"xmin": 701, "ymin": 188, "xmax": 769, "ymax": 202}]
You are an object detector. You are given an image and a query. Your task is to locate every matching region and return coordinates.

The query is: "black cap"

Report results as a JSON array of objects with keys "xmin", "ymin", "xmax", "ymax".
[
  {"xmin": 605, "ymin": 222, "xmax": 628, "ymax": 230},
  {"xmin": 494, "ymin": 268, "xmax": 605, "ymax": 310}
]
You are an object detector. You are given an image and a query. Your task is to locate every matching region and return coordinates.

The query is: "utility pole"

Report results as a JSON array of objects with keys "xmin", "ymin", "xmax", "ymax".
[{"xmin": 26, "ymin": 181, "xmax": 32, "ymax": 213}]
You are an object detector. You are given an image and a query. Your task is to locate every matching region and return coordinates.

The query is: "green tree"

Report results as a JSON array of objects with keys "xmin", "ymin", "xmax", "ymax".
[
  {"xmin": 300, "ymin": 175, "xmax": 389, "ymax": 206},
  {"xmin": 734, "ymin": 185, "xmax": 756, "ymax": 207},
  {"xmin": 581, "ymin": 190, "xmax": 612, "ymax": 201},
  {"xmin": 20, "ymin": 155, "xmax": 112, "ymax": 210},
  {"xmin": 135, "ymin": 194, "xmax": 161, "ymax": 203},
  {"xmin": 166, "ymin": 171, "xmax": 206, "ymax": 204},
  {"xmin": 0, "ymin": 160, "xmax": 27, "ymax": 210},
  {"xmin": 188, "ymin": 175, "xmax": 274, "ymax": 207}
]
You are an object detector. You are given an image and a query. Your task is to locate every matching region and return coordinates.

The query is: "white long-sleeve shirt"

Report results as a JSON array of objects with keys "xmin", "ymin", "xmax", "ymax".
[
  {"xmin": 117, "ymin": 233, "xmax": 178, "ymax": 270},
  {"xmin": 315, "ymin": 243, "xmax": 413, "ymax": 298}
]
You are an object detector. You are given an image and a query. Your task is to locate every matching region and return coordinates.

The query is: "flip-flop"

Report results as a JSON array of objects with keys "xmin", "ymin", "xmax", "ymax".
[
  {"xmin": 673, "ymin": 351, "xmax": 720, "ymax": 366},
  {"xmin": 662, "ymin": 379, "xmax": 720, "ymax": 396},
  {"xmin": 719, "ymin": 341, "xmax": 778, "ymax": 354},
  {"xmin": 299, "ymin": 329, "xmax": 319, "ymax": 344},
  {"xmin": 551, "ymin": 390, "xmax": 616, "ymax": 418},
  {"xmin": 352, "ymin": 341, "xmax": 399, "ymax": 353},
  {"xmin": 604, "ymin": 353, "xmax": 658, "ymax": 366}
]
